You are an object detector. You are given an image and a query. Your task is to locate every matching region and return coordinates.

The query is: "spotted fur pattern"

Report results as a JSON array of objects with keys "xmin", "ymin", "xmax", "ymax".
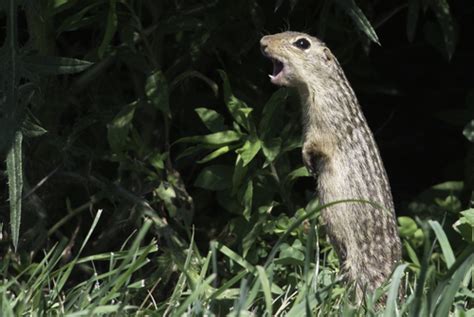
[{"xmin": 261, "ymin": 32, "xmax": 402, "ymax": 296}]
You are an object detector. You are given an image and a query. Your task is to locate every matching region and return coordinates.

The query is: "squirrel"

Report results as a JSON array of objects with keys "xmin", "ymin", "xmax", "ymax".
[{"xmin": 260, "ymin": 31, "xmax": 402, "ymax": 298}]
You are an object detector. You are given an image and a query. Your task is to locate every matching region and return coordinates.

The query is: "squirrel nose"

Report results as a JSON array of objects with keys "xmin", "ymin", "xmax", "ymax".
[
  {"xmin": 260, "ymin": 36, "xmax": 269, "ymax": 49},
  {"xmin": 260, "ymin": 36, "xmax": 270, "ymax": 55}
]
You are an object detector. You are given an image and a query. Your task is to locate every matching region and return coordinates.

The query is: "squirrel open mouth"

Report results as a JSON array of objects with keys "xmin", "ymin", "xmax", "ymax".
[
  {"xmin": 261, "ymin": 45, "xmax": 286, "ymax": 85},
  {"xmin": 269, "ymin": 58, "xmax": 284, "ymax": 83},
  {"xmin": 271, "ymin": 58, "xmax": 283, "ymax": 76}
]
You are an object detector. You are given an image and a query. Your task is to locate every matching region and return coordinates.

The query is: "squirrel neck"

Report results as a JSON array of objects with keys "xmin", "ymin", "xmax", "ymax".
[{"xmin": 297, "ymin": 74, "xmax": 362, "ymax": 142}]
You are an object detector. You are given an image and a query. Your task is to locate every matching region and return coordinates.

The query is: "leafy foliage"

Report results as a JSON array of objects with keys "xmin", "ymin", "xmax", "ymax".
[{"xmin": 0, "ymin": 0, "xmax": 473, "ymax": 315}]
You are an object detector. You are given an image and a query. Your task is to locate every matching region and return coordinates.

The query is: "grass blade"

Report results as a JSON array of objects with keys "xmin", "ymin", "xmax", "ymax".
[
  {"xmin": 404, "ymin": 240, "xmax": 420, "ymax": 267},
  {"xmin": 409, "ymin": 222, "xmax": 432, "ymax": 317},
  {"xmin": 210, "ymin": 270, "xmax": 248, "ymax": 300},
  {"xmin": 256, "ymin": 266, "xmax": 273, "ymax": 316},
  {"xmin": 52, "ymin": 209, "xmax": 103, "ymax": 299},
  {"xmin": 172, "ymin": 274, "xmax": 216, "ymax": 317},
  {"xmin": 384, "ymin": 263, "xmax": 408, "ymax": 317},
  {"xmin": 6, "ymin": 131, "xmax": 23, "ymax": 251},
  {"xmin": 431, "ymin": 245, "xmax": 474, "ymax": 316},
  {"xmin": 429, "ymin": 220, "xmax": 455, "ymax": 268},
  {"xmin": 216, "ymin": 242, "xmax": 255, "ymax": 272}
]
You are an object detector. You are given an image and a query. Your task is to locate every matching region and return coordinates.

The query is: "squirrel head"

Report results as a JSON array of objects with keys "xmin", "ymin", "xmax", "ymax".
[{"xmin": 260, "ymin": 32, "xmax": 337, "ymax": 88}]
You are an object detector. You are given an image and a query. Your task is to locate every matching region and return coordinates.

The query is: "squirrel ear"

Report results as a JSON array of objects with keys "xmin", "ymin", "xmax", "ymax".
[{"xmin": 322, "ymin": 47, "xmax": 332, "ymax": 62}]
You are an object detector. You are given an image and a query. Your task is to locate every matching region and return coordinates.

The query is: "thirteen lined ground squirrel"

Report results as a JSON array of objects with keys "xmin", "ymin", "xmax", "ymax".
[{"xmin": 260, "ymin": 32, "xmax": 402, "ymax": 297}]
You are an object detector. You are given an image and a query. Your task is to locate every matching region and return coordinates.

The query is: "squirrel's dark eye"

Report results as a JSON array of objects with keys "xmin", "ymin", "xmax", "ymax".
[{"xmin": 293, "ymin": 38, "xmax": 311, "ymax": 50}]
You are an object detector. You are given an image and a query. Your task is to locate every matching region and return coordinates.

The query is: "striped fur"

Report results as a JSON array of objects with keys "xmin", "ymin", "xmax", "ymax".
[{"xmin": 261, "ymin": 32, "xmax": 402, "ymax": 297}]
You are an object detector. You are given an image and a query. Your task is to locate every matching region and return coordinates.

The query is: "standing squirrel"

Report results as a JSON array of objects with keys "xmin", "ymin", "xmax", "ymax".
[{"xmin": 260, "ymin": 32, "xmax": 402, "ymax": 297}]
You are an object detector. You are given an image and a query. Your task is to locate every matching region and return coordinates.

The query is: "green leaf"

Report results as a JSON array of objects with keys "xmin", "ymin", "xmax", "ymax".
[
  {"xmin": 70, "ymin": 305, "xmax": 136, "ymax": 315},
  {"xmin": 431, "ymin": 181, "xmax": 464, "ymax": 191},
  {"xmin": 194, "ymin": 165, "xmax": 233, "ymax": 191},
  {"xmin": 334, "ymin": 0, "xmax": 380, "ymax": 45},
  {"xmin": 429, "ymin": 0, "xmax": 457, "ymax": 60},
  {"xmin": 98, "ymin": 0, "xmax": 118, "ymax": 58},
  {"xmin": 242, "ymin": 217, "xmax": 264, "ymax": 257},
  {"xmin": 259, "ymin": 88, "xmax": 287, "ymax": 140},
  {"xmin": 229, "ymin": 97, "xmax": 252, "ymax": 132},
  {"xmin": 195, "ymin": 107, "xmax": 226, "ymax": 132},
  {"xmin": 22, "ymin": 55, "xmax": 93, "ymax": 74},
  {"xmin": 384, "ymin": 264, "xmax": 408, "ymax": 317},
  {"xmin": 432, "ymin": 246, "xmax": 474, "ymax": 316},
  {"xmin": 284, "ymin": 166, "xmax": 310, "ymax": 186},
  {"xmin": 175, "ymin": 144, "xmax": 206, "ymax": 160},
  {"xmin": 459, "ymin": 209, "xmax": 474, "ymax": 225},
  {"xmin": 6, "ymin": 131, "xmax": 23, "ymax": 251},
  {"xmin": 215, "ymin": 242, "xmax": 255, "ymax": 272},
  {"xmin": 155, "ymin": 182, "xmax": 177, "ymax": 218},
  {"xmin": 176, "ymin": 130, "xmax": 242, "ymax": 145},
  {"xmin": 197, "ymin": 145, "xmax": 233, "ymax": 164},
  {"xmin": 145, "ymin": 71, "xmax": 170, "ymax": 117},
  {"xmin": 453, "ymin": 209, "xmax": 474, "ymax": 242},
  {"xmin": 256, "ymin": 266, "xmax": 273, "ymax": 317},
  {"xmin": 149, "ymin": 152, "xmax": 167, "ymax": 171},
  {"xmin": 107, "ymin": 101, "xmax": 137, "ymax": 153},
  {"xmin": 262, "ymin": 138, "xmax": 281, "ymax": 164},
  {"xmin": 435, "ymin": 194, "xmax": 461, "ymax": 213},
  {"xmin": 52, "ymin": 0, "xmax": 74, "ymax": 9},
  {"xmin": 398, "ymin": 216, "xmax": 418, "ymax": 237},
  {"xmin": 410, "ymin": 222, "xmax": 433, "ymax": 317},
  {"xmin": 52, "ymin": 0, "xmax": 80, "ymax": 13},
  {"xmin": 275, "ymin": 241, "xmax": 305, "ymax": 265},
  {"xmin": 408, "ymin": 181, "xmax": 464, "ymax": 215},
  {"xmin": 463, "ymin": 120, "xmax": 474, "ymax": 142},
  {"xmin": 429, "ymin": 220, "xmax": 455, "ymax": 268},
  {"xmin": 242, "ymin": 180, "xmax": 253, "ymax": 221},
  {"xmin": 232, "ymin": 155, "xmax": 248, "ymax": 195},
  {"xmin": 236, "ymin": 138, "xmax": 261, "ymax": 167},
  {"xmin": 218, "ymin": 70, "xmax": 252, "ymax": 132},
  {"xmin": 56, "ymin": 2, "xmax": 103, "ymax": 33},
  {"xmin": 21, "ymin": 112, "xmax": 47, "ymax": 138},
  {"xmin": 404, "ymin": 240, "xmax": 420, "ymax": 267},
  {"xmin": 211, "ymin": 271, "xmax": 247, "ymax": 300}
]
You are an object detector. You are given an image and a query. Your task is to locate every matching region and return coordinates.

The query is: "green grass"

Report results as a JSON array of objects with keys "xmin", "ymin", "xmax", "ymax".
[{"xmin": 1, "ymin": 204, "xmax": 473, "ymax": 316}]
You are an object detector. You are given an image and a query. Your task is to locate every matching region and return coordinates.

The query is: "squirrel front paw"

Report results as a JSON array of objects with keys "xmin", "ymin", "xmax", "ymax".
[{"xmin": 302, "ymin": 144, "xmax": 326, "ymax": 178}]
